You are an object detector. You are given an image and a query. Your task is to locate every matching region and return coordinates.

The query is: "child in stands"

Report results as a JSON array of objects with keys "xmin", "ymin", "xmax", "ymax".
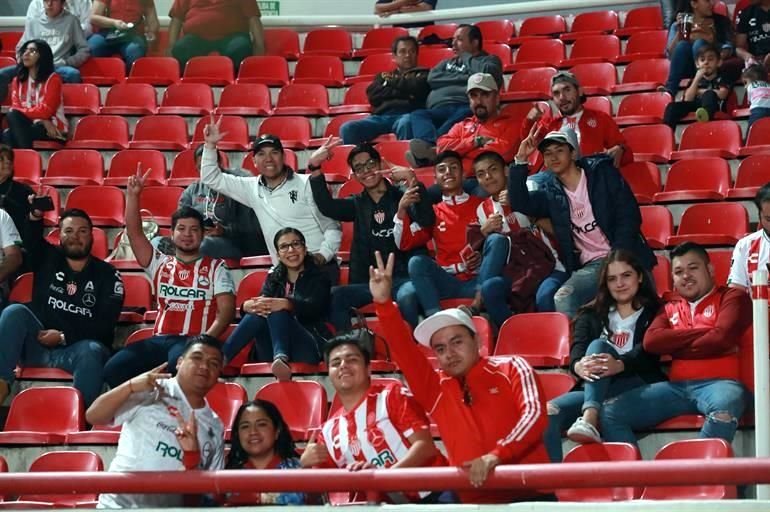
[{"xmin": 742, "ymin": 63, "xmax": 770, "ymax": 127}]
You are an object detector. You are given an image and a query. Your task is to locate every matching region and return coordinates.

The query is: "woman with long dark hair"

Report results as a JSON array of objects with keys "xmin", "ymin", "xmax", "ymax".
[
  {"xmin": 222, "ymin": 227, "xmax": 331, "ymax": 381},
  {"xmin": 543, "ymin": 249, "xmax": 666, "ymax": 461},
  {"xmin": 2, "ymin": 40, "xmax": 68, "ymax": 149}
]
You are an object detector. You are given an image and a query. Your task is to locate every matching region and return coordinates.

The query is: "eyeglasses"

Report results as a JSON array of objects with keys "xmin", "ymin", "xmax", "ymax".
[
  {"xmin": 277, "ymin": 240, "xmax": 305, "ymax": 253},
  {"xmin": 352, "ymin": 159, "xmax": 379, "ymax": 174},
  {"xmin": 22, "ymin": 48, "xmax": 39, "ymax": 55}
]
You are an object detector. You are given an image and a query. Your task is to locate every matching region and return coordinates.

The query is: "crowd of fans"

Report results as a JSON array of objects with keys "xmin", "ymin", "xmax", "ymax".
[{"xmin": 0, "ymin": 0, "xmax": 765, "ymax": 506}]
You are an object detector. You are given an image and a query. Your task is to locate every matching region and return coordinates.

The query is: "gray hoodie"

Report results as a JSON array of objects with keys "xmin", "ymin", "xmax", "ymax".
[
  {"xmin": 19, "ymin": 10, "xmax": 90, "ymax": 68},
  {"xmin": 26, "ymin": 0, "xmax": 93, "ymax": 38},
  {"xmin": 426, "ymin": 51, "xmax": 503, "ymax": 109}
]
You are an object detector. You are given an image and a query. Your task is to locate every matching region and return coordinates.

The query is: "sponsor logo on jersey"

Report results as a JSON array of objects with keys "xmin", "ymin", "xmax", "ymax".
[
  {"xmin": 49, "ymin": 284, "xmax": 64, "ymax": 294},
  {"xmin": 197, "ymin": 276, "xmax": 210, "ymax": 287},
  {"xmin": 55, "ymin": 271, "xmax": 65, "ymax": 282},
  {"xmin": 47, "ymin": 296, "xmax": 92, "ymax": 317},
  {"xmin": 167, "ymin": 301, "xmax": 197, "ymax": 312},
  {"xmin": 370, "ymin": 449, "xmax": 396, "ymax": 468},
  {"xmin": 82, "ymin": 293, "xmax": 96, "ymax": 308},
  {"xmin": 155, "ymin": 440, "xmax": 183, "ymax": 461},
  {"xmin": 85, "ymin": 281, "xmax": 94, "ymax": 292},
  {"xmin": 114, "ymin": 281, "xmax": 124, "ymax": 296},
  {"xmin": 159, "ymin": 283, "xmax": 206, "ymax": 299}
]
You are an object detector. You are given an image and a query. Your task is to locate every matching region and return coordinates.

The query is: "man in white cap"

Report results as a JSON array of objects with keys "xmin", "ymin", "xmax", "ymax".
[{"xmin": 370, "ymin": 251, "xmax": 550, "ymax": 504}]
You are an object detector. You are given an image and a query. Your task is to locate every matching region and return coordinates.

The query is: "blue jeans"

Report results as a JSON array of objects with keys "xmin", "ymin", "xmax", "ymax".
[
  {"xmin": 665, "ymin": 34, "xmax": 709, "ymax": 95},
  {"xmin": 554, "ymin": 258, "xmax": 605, "ymax": 319},
  {"xmin": 749, "ymin": 107, "xmax": 770, "ymax": 128},
  {"xmin": 340, "ymin": 114, "xmax": 412, "ymax": 145},
  {"xmin": 536, "ymin": 269, "xmax": 569, "ymax": 312},
  {"xmin": 404, "ymin": 104, "xmax": 473, "ymax": 144},
  {"xmin": 329, "ymin": 278, "xmax": 420, "ymax": 329},
  {"xmin": 222, "ymin": 311, "xmax": 321, "ymax": 364},
  {"xmin": 103, "ymin": 334, "xmax": 190, "ymax": 387},
  {"xmin": 0, "ymin": 304, "xmax": 110, "ymax": 407},
  {"xmin": 543, "ymin": 339, "xmax": 647, "ymax": 461},
  {"xmin": 88, "ymin": 32, "xmax": 147, "ymax": 73},
  {"xmin": 601, "ymin": 378, "xmax": 749, "ymax": 446},
  {"xmin": 171, "ymin": 32, "xmax": 251, "ymax": 70}
]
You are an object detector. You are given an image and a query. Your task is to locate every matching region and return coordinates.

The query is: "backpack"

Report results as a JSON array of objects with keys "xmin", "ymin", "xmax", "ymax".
[{"xmin": 106, "ymin": 209, "xmax": 159, "ymax": 262}]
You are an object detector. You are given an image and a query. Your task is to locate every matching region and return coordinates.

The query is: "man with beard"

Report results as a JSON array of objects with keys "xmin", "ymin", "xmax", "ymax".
[
  {"xmin": 0, "ymin": 202, "xmax": 124, "ymax": 407},
  {"xmin": 728, "ymin": 182, "xmax": 770, "ymax": 291},
  {"xmin": 103, "ymin": 166, "xmax": 235, "ymax": 387}
]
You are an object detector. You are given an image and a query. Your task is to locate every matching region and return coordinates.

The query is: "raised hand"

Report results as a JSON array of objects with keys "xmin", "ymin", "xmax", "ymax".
[
  {"xmin": 515, "ymin": 123, "xmax": 539, "ymax": 162},
  {"xmin": 369, "ymin": 251, "xmax": 395, "ymax": 304},
  {"xmin": 127, "ymin": 362, "xmax": 171, "ymax": 393},
  {"xmin": 526, "ymin": 104, "xmax": 544, "ymax": 122},
  {"xmin": 126, "ymin": 162, "xmax": 151, "ymax": 197},
  {"xmin": 173, "ymin": 409, "xmax": 200, "ymax": 453},
  {"xmin": 308, "ymin": 135, "xmax": 342, "ymax": 169},
  {"xmin": 380, "ymin": 159, "xmax": 416, "ymax": 187},
  {"xmin": 202, "ymin": 112, "xmax": 227, "ymax": 146},
  {"xmin": 396, "ymin": 186, "xmax": 420, "ymax": 217}
]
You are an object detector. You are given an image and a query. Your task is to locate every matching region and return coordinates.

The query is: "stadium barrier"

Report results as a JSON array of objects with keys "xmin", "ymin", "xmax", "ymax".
[{"xmin": 752, "ymin": 269, "xmax": 770, "ymax": 499}]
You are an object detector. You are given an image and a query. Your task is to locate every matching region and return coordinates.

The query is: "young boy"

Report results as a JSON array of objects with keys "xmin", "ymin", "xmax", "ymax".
[
  {"xmin": 742, "ymin": 63, "xmax": 770, "ymax": 127},
  {"xmin": 662, "ymin": 44, "xmax": 730, "ymax": 129}
]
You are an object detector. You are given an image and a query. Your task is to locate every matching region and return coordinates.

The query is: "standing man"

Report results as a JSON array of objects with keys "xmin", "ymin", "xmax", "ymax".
[
  {"xmin": 89, "ymin": 335, "xmax": 225, "ymax": 508},
  {"xmin": 340, "ymin": 36, "xmax": 429, "ymax": 145},
  {"xmin": 729, "ymin": 182, "xmax": 770, "ymax": 292}
]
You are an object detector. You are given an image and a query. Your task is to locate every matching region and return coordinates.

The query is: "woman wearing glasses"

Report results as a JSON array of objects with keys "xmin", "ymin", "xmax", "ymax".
[{"xmin": 222, "ymin": 227, "xmax": 331, "ymax": 381}]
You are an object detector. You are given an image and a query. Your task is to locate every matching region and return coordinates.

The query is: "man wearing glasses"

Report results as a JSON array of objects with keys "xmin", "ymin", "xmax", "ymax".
[{"xmin": 308, "ymin": 143, "xmax": 434, "ymax": 328}]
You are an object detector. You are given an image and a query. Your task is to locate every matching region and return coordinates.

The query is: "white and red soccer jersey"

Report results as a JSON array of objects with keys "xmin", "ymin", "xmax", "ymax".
[
  {"xmin": 145, "ymin": 250, "xmax": 235, "ymax": 336},
  {"xmin": 729, "ymin": 229, "xmax": 770, "ymax": 289}
]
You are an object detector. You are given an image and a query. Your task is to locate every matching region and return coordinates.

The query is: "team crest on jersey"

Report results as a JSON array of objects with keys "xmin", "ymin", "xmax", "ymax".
[
  {"xmin": 574, "ymin": 207, "xmax": 585, "ymax": 219},
  {"xmin": 612, "ymin": 331, "xmax": 630, "ymax": 348},
  {"xmin": 489, "ymin": 387, "xmax": 499, "ymax": 394},
  {"xmin": 704, "ymin": 305, "xmax": 715, "ymax": 318},
  {"xmin": 587, "ymin": 117, "xmax": 597, "ymax": 128},
  {"xmin": 200, "ymin": 266, "xmax": 209, "ymax": 274},
  {"xmin": 66, "ymin": 282, "xmax": 77, "ymax": 295},
  {"xmin": 374, "ymin": 210, "xmax": 385, "ymax": 224},
  {"xmin": 178, "ymin": 269, "xmax": 190, "ymax": 280}
]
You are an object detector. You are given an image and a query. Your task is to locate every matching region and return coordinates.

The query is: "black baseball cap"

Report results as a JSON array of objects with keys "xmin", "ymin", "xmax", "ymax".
[{"xmin": 252, "ymin": 134, "xmax": 284, "ymax": 153}]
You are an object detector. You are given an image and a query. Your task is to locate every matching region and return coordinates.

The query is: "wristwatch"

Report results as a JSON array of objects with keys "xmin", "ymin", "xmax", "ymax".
[{"xmin": 59, "ymin": 332, "xmax": 66, "ymax": 346}]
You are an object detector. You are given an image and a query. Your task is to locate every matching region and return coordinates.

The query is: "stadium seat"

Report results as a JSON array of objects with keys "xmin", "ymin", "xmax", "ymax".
[
  {"xmin": 100, "ymin": 83, "xmax": 158, "ymax": 115},
  {"xmin": 66, "ymin": 115, "xmax": 129, "ymax": 150},
  {"xmin": 258, "ymin": 116, "xmax": 312, "ymax": 149},
  {"xmin": 495, "ymin": 313, "xmax": 570, "ymax": 367},
  {"xmin": 569, "ymin": 62, "xmax": 617, "ymax": 95},
  {"xmin": 118, "ymin": 274, "xmax": 152, "ymax": 323},
  {"xmin": 616, "ymin": 30, "xmax": 668, "ymax": 63},
  {"xmin": 264, "ymin": 28, "xmax": 301, "ymax": 60},
  {"xmin": 652, "ymin": 254, "xmax": 672, "ymax": 297},
  {"xmin": 640, "ymin": 439, "xmax": 736, "ymax": 500},
  {"xmin": 622, "ymin": 124, "xmax": 673, "ymax": 163},
  {"xmin": 612, "ymin": 58, "xmax": 669, "ymax": 93},
  {"xmin": 303, "ymin": 28, "xmax": 352, "ymax": 58},
  {"xmin": 667, "ymin": 202, "xmax": 749, "ymax": 246},
  {"xmin": 206, "ymin": 381, "xmax": 247, "ymax": 441},
  {"xmin": 14, "ymin": 451, "xmax": 103, "ymax": 506},
  {"xmin": 9, "ymin": 272, "xmax": 33, "ymax": 304},
  {"xmin": 10, "ymin": 149, "xmax": 42, "ymax": 186},
  {"xmin": 44, "ymin": 227, "xmax": 109, "ymax": 259},
  {"xmin": 139, "ymin": 186, "xmax": 184, "ymax": 226},
  {"xmin": 191, "ymin": 116, "xmax": 250, "ymax": 151},
  {"xmin": 64, "ymin": 424, "xmax": 121, "ymax": 445},
  {"xmin": 157, "ymin": 83, "xmax": 214, "ymax": 116},
  {"xmin": 41, "ymin": 149, "xmax": 104, "ymax": 186},
  {"xmin": 129, "ymin": 115, "xmax": 189, "ymax": 151},
  {"xmin": 619, "ymin": 161, "xmax": 661, "ymax": 204},
  {"xmin": 713, "ymin": 0, "xmax": 729, "ymax": 17},
  {"xmin": 583, "ymin": 96, "xmax": 613, "ymax": 116},
  {"xmin": 477, "ymin": 19, "xmax": 515, "ymax": 44},
  {"xmin": 374, "ymin": 140, "xmax": 411, "ymax": 167},
  {"xmin": 180, "ymin": 55, "xmax": 234, "ymax": 86},
  {"xmin": 105, "ymin": 149, "xmax": 167, "ymax": 187},
  {"xmin": 126, "ymin": 56, "xmax": 180, "ymax": 85},
  {"xmin": 0, "ymin": 387, "xmax": 84, "ymax": 445},
  {"xmin": 65, "ymin": 185, "xmax": 125, "ymax": 226},
  {"xmin": 556, "ymin": 443, "xmax": 642, "ymax": 501},
  {"xmin": 640, "ymin": 205, "xmax": 673, "ymax": 249},
  {"xmin": 537, "ymin": 372, "xmax": 576, "ymax": 402},
  {"xmin": 215, "ymin": 83, "xmax": 273, "ymax": 116},
  {"xmin": 320, "ymin": 144, "xmax": 354, "ymax": 183},
  {"xmin": 255, "ymin": 381, "xmax": 328, "ymax": 441},
  {"xmin": 615, "ymin": 6, "xmax": 664, "ymax": 37},
  {"xmin": 329, "ymin": 82, "xmax": 371, "ymax": 115},
  {"xmin": 274, "ymin": 83, "xmax": 330, "ymax": 116},
  {"xmin": 347, "ymin": 53, "xmax": 395, "ymax": 85},
  {"xmin": 671, "ymin": 121, "xmax": 742, "ymax": 160},
  {"xmin": 62, "ymin": 83, "xmax": 100, "ymax": 115},
  {"xmin": 236, "ymin": 56, "xmax": 290, "ymax": 86},
  {"xmin": 417, "ymin": 23, "xmax": 458, "ymax": 45},
  {"xmin": 321, "ymin": 113, "xmax": 368, "ymax": 140},
  {"xmin": 486, "ymin": 43, "xmax": 512, "ymax": 69},
  {"xmin": 708, "ymin": 249, "xmax": 732, "ymax": 286},
  {"xmin": 728, "ymin": 155, "xmax": 770, "ymax": 198},
  {"xmin": 168, "ymin": 149, "xmax": 230, "ymax": 186},
  {"xmin": 560, "ymin": 10, "xmax": 619, "ymax": 41},
  {"xmin": 337, "ymin": 179, "xmax": 364, "ymax": 199},
  {"xmin": 615, "ymin": 91, "xmax": 671, "ymax": 126},
  {"xmin": 509, "ymin": 15, "xmax": 566, "ymax": 46},
  {"xmin": 292, "ymin": 56, "xmax": 345, "ymax": 87},
  {"xmin": 338, "ymin": 221, "xmax": 353, "ymax": 262},
  {"xmin": 79, "ymin": 57, "xmax": 126, "ymax": 85},
  {"xmin": 501, "ymin": 67, "xmax": 557, "ymax": 102},
  {"xmin": 653, "ymin": 158, "xmax": 730, "ymax": 203},
  {"xmin": 508, "ymin": 39, "xmax": 565, "ymax": 71},
  {"xmin": 0, "ymin": 32, "xmax": 22, "ymax": 57},
  {"xmin": 560, "ymin": 35, "xmax": 620, "ymax": 67},
  {"xmin": 417, "ymin": 47, "xmax": 454, "ymax": 68},
  {"xmin": 738, "ymin": 117, "xmax": 770, "ymax": 156},
  {"xmin": 354, "ymin": 27, "xmax": 409, "ymax": 58},
  {"xmin": 235, "ymin": 268, "xmax": 270, "ymax": 310}
]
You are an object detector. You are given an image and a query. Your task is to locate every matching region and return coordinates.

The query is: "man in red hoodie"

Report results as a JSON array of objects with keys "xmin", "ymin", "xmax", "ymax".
[
  {"xmin": 600, "ymin": 242, "xmax": 751, "ymax": 446},
  {"xmin": 371, "ymin": 251, "xmax": 550, "ymax": 503}
]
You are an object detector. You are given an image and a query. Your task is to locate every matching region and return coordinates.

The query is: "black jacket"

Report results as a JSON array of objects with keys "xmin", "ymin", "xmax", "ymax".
[
  {"xmin": 0, "ymin": 179, "xmax": 34, "ymax": 234},
  {"xmin": 366, "ymin": 67, "xmax": 430, "ymax": 115},
  {"xmin": 508, "ymin": 155, "xmax": 655, "ymax": 273}
]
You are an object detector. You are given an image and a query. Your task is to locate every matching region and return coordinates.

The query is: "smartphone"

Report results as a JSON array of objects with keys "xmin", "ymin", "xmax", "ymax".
[
  {"xmin": 31, "ymin": 196, "xmax": 55, "ymax": 212},
  {"xmin": 459, "ymin": 244, "xmax": 474, "ymax": 264}
]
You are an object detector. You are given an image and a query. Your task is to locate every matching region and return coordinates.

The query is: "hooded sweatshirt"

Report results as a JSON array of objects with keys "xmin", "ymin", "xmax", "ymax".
[{"xmin": 19, "ymin": 9, "xmax": 90, "ymax": 68}]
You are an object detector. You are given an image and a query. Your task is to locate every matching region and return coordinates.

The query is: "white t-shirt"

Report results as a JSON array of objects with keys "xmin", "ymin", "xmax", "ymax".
[
  {"xmin": 603, "ymin": 307, "xmax": 644, "ymax": 355},
  {"xmin": 97, "ymin": 378, "xmax": 225, "ymax": 509},
  {"xmin": 728, "ymin": 229, "xmax": 769, "ymax": 289},
  {"xmin": 0, "ymin": 209, "xmax": 21, "ymax": 291},
  {"xmin": 748, "ymin": 81, "xmax": 770, "ymax": 110}
]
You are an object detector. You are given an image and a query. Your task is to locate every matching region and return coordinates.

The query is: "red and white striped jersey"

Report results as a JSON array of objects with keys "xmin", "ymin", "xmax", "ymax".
[{"xmin": 146, "ymin": 250, "xmax": 234, "ymax": 336}]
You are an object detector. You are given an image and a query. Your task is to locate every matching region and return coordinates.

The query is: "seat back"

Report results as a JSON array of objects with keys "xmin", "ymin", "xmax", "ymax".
[
  {"xmin": 9, "ymin": 272, "xmax": 33, "ymax": 304},
  {"xmin": 537, "ymin": 372, "xmax": 576, "ymax": 401},
  {"xmin": 276, "ymin": 83, "xmax": 329, "ymax": 110},
  {"xmin": 255, "ymin": 381, "xmax": 328, "ymax": 441},
  {"xmin": 359, "ymin": 27, "xmax": 409, "ymax": 53},
  {"xmin": 621, "ymin": 6, "xmax": 664, "ymax": 32},
  {"xmin": 79, "ymin": 57, "xmax": 126, "ymax": 85},
  {"xmin": 133, "ymin": 115, "xmax": 189, "ymax": 145},
  {"xmin": 557, "ymin": 443, "xmax": 642, "ymax": 501},
  {"xmin": 569, "ymin": 62, "xmax": 617, "ymax": 92},
  {"xmin": 45, "ymin": 149, "xmax": 104, "ymax": 184},
  {"xmin": 71, "ymin": 115, "xmax": 129, "ymax": 144},
  {"xmin": 219, "ymin": 83, "xmax": 273, "ymax": 111},
  {"xmin": 617, "ymin": 91, "xmax": 671, "ymax": 118},
  {"xmin": 507, "ymin": 67, "xmax": 557, "ymax": 95},
  {"xmin": 744, "ymin": 116, "xmax": 770, "ymax": 147},
  {"xmin": 417, "ymin": 47, "xmax": 454, "ymax": 68},
  {"xmin": 514, "ymin": 39, "xmax": 565, "ymax": 66},
  {"xmin": 583, "ymin": 96, "xmax": 612, "ymax": 116},
  {"xmin": 237, "ymin": 56, "xmax": 290, "ymax": 85},
  {"xmin": 622, "ymin": 124, "xmax": 673, "ymax": 161},
  {"xmin": 258, "ymin": 116, "xmax": 312, "ymax": 146},
  {"xmin": 20, "ymin": 451, "xmax": 103, "ymax": 505},
  {"xmin": 640, "ymin": 205, "xmax": 673, "ymax": 248},
  {"xmin": 65, "ymin": 185, "xmax": 126, "ymax": 226},
  {"xmin": 182, "ymin": 55, "xmax": 234, "ymax": 85},
  {"xmin": 677, "ymin": 203, "xmax": 748, "ymax": 239},
  {"xmin": 358, "ymin": 53, "xmax": 395, "ymax": 77},
  {"xmin": 734, "ymin": 154, "xmax": 770, "ymax": 189},
  {"xmin": 293, "ymin": 56, "xmax": 345, "ymax": 84},
  {"xmin": 108, "ymin": 149, "xmax": 167, "ymax": 185},
  {"xmin": 652, "ymin": 254, "xmax": 672, "ymax": 296},
  {"xmin": 4, "ymin": 387, "xmax": 85, "ymax": 434},
  {"xmin": 485, "ymin": 43, "xmax": 512, "ymax": 65},
  {"xmin": 707, "ymin": 249, "xmax": 732, "ymax": 286},
  {"xmin": 417, "ymin": 23, "xmax": 458, "ymax": 44},
  {"xmin": 128, "ymin": 56, "xmax": 180, "ymax": 85},
  {"xmin": 518, "ymin": 15, "xmax": 566, "ymax": 37},
  {"xmin": 374, "ymin": 140, "xmax": 411, "ymax": 167},
  {"xmin": 663, "ymin": 158, "xmax": 731, "ymax": 195},
  {"xmin": 570, "ymin": 10, "xmax": 619, "ymax": 33},
  {"xmin": 621, "ymin": 58, "xmax": 669, "ymax": 85},
  {"xmin": 264, "ymin": 28, "xmax": 300, "ymax": 59},
  {"xmin": 477, "ymin": 19, "xmax": 515, "ymax": 43},
  {"xmin": 303, "ymin": 28, "xmax": 352, "ymax": 57},
  {"xmin": 139, "ymin": 186, "xmax": 184, "ymax": 225},
  {"xmin": 103, "ymin": 82, "xmax": 158, "ymax": 111},
  {"xmin": 678, "ymin": 120, "xmax": 742, "ymax": 154},
  {"xmin": 619, "ymin": 161, "xmax": 661, "ymax": 202},
  {"xmin": 121, "ymin": 273, "xmax": 153, "ymax": 311},
  {"xmin": 324, "ymin": 113, "xmax": 369, "ymax": 138},
  {"xmin": 569, "ymin": 34, "xmax": 620, "ymax": 61},
  {"xmin": 11, "ymin": 149, "xmax": 42, "ymax": 185},
  {"xmin": 495, "ymin": 313, "xmax": 570, "ymax": 367},
  {"xmin": 160, "ymin": 83, "xmax": 215, "ymax": 111},
  {"xmin": 624, "ymin": 30, "xmax": 668, "ymax": 57},
  {"xmin": 236, "ymin": 269, "xmax": 270, "ymax": 309},
  {"xmin": 206, "ymin": 381, "xmax": 247, "ymax": 431},
  {"xmin": 62, "ymin": 83, "xmax": 100, "ymax": 114}
]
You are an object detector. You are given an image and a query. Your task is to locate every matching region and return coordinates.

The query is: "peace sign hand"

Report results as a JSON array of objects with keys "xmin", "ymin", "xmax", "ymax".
[
  {"xmin": 202, "ymin": 112, "xmax": 228, "ymax": 146},
  {"xmin": 126, "ymin": 162, "xmax": 152, "ymax": 197},
  {"xmin": 127, "ymin": 362, "xmax": 171, "ymax": 393},
  {"xmin": 173, "ymin": 409, "xmax": 200, "ymax": 454},
  {"xmin": 308, "ymin": 135, "xmax": 342, "ymax": 169},
  {"xmin": 369, "ymin": 250, "xmax": 395, "ymax": 304},
  {"xmin": 515, "ymin": 122, "xmax": 540, "ymax": 162}
]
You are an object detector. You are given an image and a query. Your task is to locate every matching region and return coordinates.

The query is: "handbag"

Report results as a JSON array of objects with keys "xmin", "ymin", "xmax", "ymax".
[
  {"xmin": 107, "ymin": 209, "xmax": 159, "ymax": 261},
  {"xmin": 347, "ymin": 308, "xmax": 391, "ymax": 361}
]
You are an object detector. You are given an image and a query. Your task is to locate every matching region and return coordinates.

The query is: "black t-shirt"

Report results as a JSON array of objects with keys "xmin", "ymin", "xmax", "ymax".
[
  {"xmin": 737, "ymin": 4, "xmax": 770, "ymax": 57},
  {"xmin": 695, "ymin": 74, "xmax": 728, "ymax": 91}
]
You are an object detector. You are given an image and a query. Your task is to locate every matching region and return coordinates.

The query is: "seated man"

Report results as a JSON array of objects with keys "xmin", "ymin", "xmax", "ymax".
[
  {"xmin": 300, "ymin": 333, "xmax": 449, "ymax": 504},
  {"xmin": 728, "ymin": 182, "xmax": 770, "ymax": 292},
  {"xmin": 370, "ymin": 252, "xmax": 550, "ymax": 503},
  {"xmin": 0, "ymin": 204, "xmax": 123, "ymax": 407},
  {"xmin": 396, "ymin": 150, "xmax": 511, "ymax": 328},
  {"xmin": 89, "ymin": 335, "xmax": 225, "ymax": 508},
  {"xmin": 601, "ymin": 242, "xmax": 752, "ymax": 446},
  {"xmin": 27, "ymin": 0, "xmax": 93, "ymax": 37},
  {"xmin": 509, "ymin": 129, "xmax": 655, "ymax": 318},
  {"xmin": 104, "ymin": 168, "xmax": 235, "ymax": 386},
  {"xmin": 89, "ymin": 0, "xmax": 161, "ymax": 73}
]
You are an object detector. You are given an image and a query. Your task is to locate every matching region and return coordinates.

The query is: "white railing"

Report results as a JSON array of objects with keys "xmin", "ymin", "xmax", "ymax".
[{"xmin": 752, "ymin": 269, "xmax": 770, "ymax": 500}]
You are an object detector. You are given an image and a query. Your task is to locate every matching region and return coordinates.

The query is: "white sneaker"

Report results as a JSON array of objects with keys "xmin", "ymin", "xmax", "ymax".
[
  {"xmin": 271, "ymin": 357, "xmax": 292, "ymax": 382},
  {"xmin": 567, "ymin": 417, "xmax": 603, "ymax": 444}
]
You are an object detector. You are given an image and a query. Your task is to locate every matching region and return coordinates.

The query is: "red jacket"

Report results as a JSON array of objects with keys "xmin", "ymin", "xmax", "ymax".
[
  {"xmin": 375, "ymin": 301, "xmax": 549, "ymax": 503},
  {"xmin": 643, "ymin": 286, "xmax": 752, "ymax": 383},
  {"xmin": 436, "ymin": 112, "xmax": 520, "ymax": 175},
  {"xmin": 11, "ymin": 73, "xmax": 67, "ymax": 133}
]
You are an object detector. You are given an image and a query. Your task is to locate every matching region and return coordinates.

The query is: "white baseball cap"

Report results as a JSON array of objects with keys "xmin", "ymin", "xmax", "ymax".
[{"xmin": 413, "ymin": 308, "xmax": 477, "ymax": 346}]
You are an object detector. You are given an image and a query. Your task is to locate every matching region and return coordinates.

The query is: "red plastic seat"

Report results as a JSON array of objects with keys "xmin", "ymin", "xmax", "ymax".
[
  {"xmin": 264, "ymin": 28, "xmax": 301, "ymax": 60},
  {"xmin": 116, "ymin": 273, "xmax": 153, "ymax": 323},
  {"xmin": 652, "ymin": 254, "xmax": 672, "ymax": 296},
  {"xmin": 560, "ymin": 35, "xmax": 620, "ymax": 67},
  {"xmin": 0, "ymin": 32, "xmax": 22, "ymax": 57},
  {"xmin": 302, "ymin": 28, "xmax": 352, "ymax": 58},
  {"xmin": 417, "ymin": 47, "xmax": 454, "ymax": 68},
  {"xmin": 501, "ymin": 67, "xmax": 557, "ymax": 102},
  {"xmin": 215, "ymin": 83, "xmax": 272, "ymax": 116},
  {"xmin": 64, "ymin": 424, "xmax": 121, "ymax": 445},
  {"xmin": 206, "ymin": 381, "xmax": 247, "ymax": 441},
  {"xmin": 180, "ymin": 55, "xmax": 234, "ymax": 86},
  {"xmin": 274, "ymin": 83, "xmax": 329, "ymax": 116},
  {"xmin": 337, "ymin": 179, "xmax": 364, "ymax": 199},
  {"xmin": 65, "ymin": 185, "xmax": 125, "ymax": 227},
  {"xmin": 537, "ymin": 371, "xmax": 576, "ymax": 401},
  {"xmin": 509, "ymin": 39, "xmax": 565, "ymax": 71},
  {"xmin": 374, "ymin": 140, "xmax": 411, "ymax": 167},
  {"xmin": 556, "ymin": 443, "xmax": 642, "ymax": 501},
  {"xmin": 9, "ymin": 272, "xmax": 33, "ymax": 304},
  {"xmin": 320, "ymin": 144, "xmax": 354, "ymax": 183},
  {"xmin": 477, "ymin": 19, "xmax": 515, "ymax": 44},
  {"xmin": 44, "ymin": 227, "xmax": 109, "ymax": 260},
  {"xmin": 347, "ymin": 53, "xmax": 394, "ymax": 85},
  {"xmin": 561, "ymin": 10, "xmax": 619, "ymax": 41},
  {"xmin": 41, "ymin": 149, "xmax": 104, "ymax": 186},
  {"xmin": 653, "ymin": 158, "xmax": 730, "ymax": 203},
  {"xmin": 100, "ymin": 83, "xmax": 158, "ymax": 115},
  {"xmin": 255, "ymin": 381, "xmax": 328, "ymax": 441},
  {"xmin": 640, "ymin": 205, "xmax": 673, "ymax": 249},
  {"xmin": 14, "ymin": 451, "xmax": 103, "ymax": 506},
  {"xmin": 640, "ymin": 439, "xmax": 736, "ymax": 500},
  {"xmin": 168, "ymin": 148, "xmax": 230, "ymax": 186},
  {"xmin": 354, "ymin": 27, "xmax": 409, "ymax": 58},
  {"xmin": 486, "ymin": 43, "xmax": 512, "ymax": 68},
  {"xmin": 127, "ymin": 56, "xmax": 180, "ymax": 85},
  {"xmin": 671, "ymin": 121, "xmax": 741, "ymax": 160},
  {"xmin": 11, "ymin": 149, "xmax": 42, "ymax": 186},
  {"xmin": 258, "ymin": 116, "xmax": 311, "ymax": 149},
  {"xmin": 616, "ymin": 30, "xmax": 668, "ymax": 63},
  {"xmin": 130, "ymin": 115, "xmax": 189, "ymax": 151},
  {"xmin": 583, "ymin": 96, "xmax": 612, "ymax": 116},
  {"xmin": 495, "ymin": 312, "xmax": 570, "ymax": 367},
  {"xmin": 622, "ymin": 124, "xmax": 673, "ymax": 163},
  {"xmin": 668, "ymin": 202, "xmax": 749, "ymax": 246},
  {"xmin": 329, "ymin": 82, "xmax": 371, "ymax": 115},
  {"xmin": 236, "ymin": 269, "xmax": 270, "ymax": 310},
  {"xmin": 739, "ymin": 117, "xmax": 770, "ymax": 156},
  {"xmin": 191, "ymin": 115, "xmax": 249, "ymax": 151},
  {"xmin": 338, "ymin": 221, "xmax": 353, "ymax": 262},
  {"xmin": 0, "ymin": 387, "xmax": 84, "ymax": 445},
  {"xmin": 569, "ymin": 62, "xmax": 617, "ymax": 95},
  {"xmin": 708, "ymin": 249, "xmax": 732, "ymax": 286},
  {"xmin": 509, "ymin": 15, "xmax": 566, "ymax": 46},
  {"xmin": 417, "ymin": 23, "xmax": 458, "ymax": 45},
  {"xmin": 157, "ymin": 83, "xmax": 214, "ymax": 116},
  {"xmin": 322, "ymin": 113, "xmax": 369, "ymax": 140},
  {"xmin": 612, "ymin": 58, "xmax": 669, "ymax": 93},
  {"xmin": 62, "ymin": 83, "xmax": 100, "ymax": 115},
  {"xmin": 67, "ymin": 115, "xmax": 129, "ymax": 150},
  {"xmin": 79, "ymin": 57, "xmax": 126, "ymax": 85},
  {"xmin": 105, "ymin": 149, "xmax": 167, "ymax": 187},
  {"xmin": 619, "ymin": 161, "xmax": 661, "ymax": 204},
  {"xmin": 615, "ymin": 91, "xmax": 671, "ymax": 126},
  {"xmin": 727, "ymin": 155, "xmax": 770, "ymax": 198},
  {"xmin": 139, "ymin": 186, "xmax": 184, "ymax": 226},
  {"xmin": 292, "ymin": 56, "xmax": 345, "ymax": 87},
  {"xmin": 236, "ymin": 56, "xmax": 290, "ymax": 86}
]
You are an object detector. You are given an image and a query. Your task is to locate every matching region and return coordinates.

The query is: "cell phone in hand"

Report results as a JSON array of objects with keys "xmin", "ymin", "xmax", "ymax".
[
  {"xmin": 31, "ymin": 196, "xmax": 55, "ymax": 212},
  {"xmin": 459, "ymin": 244, "xmax": 474, "ymax": 264}
]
